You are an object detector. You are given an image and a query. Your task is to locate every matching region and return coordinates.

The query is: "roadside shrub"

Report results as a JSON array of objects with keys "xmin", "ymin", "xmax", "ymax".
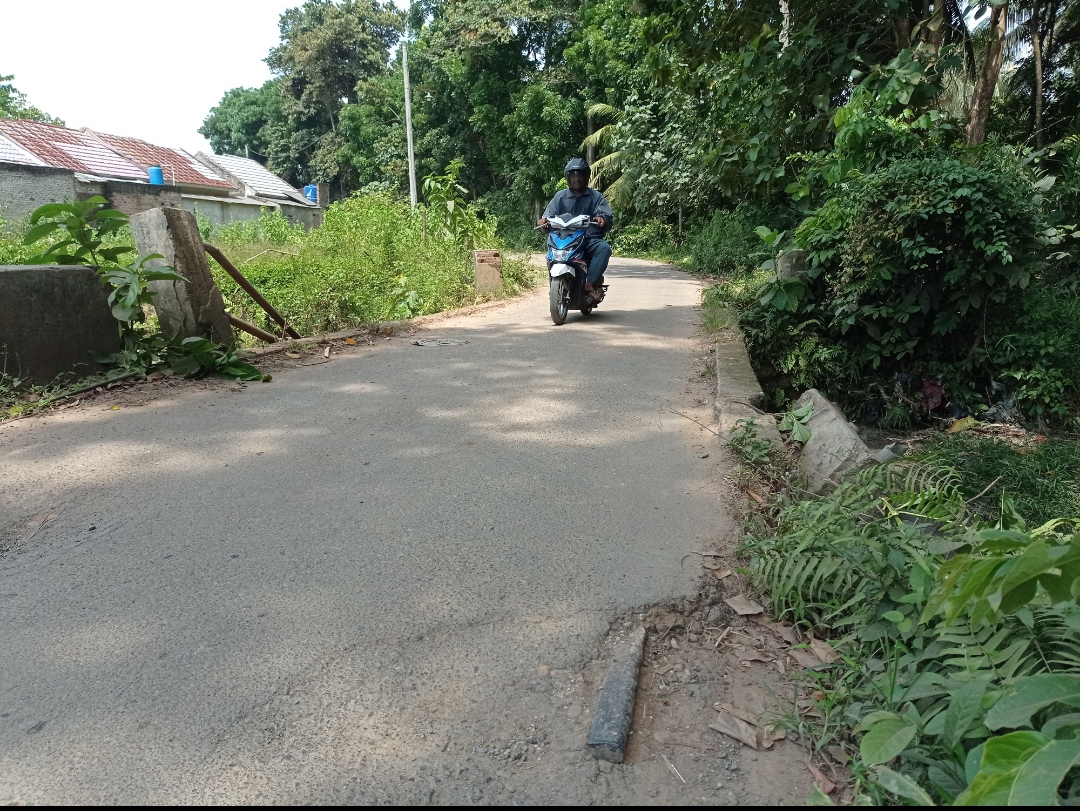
[
  {"xmin": 0, "ymin": 214, "xmax": 34, "ymax": 264},
  {"xmin": 740, "ymin": 153, "xmax": 1071, "ymax": 416},
  {"xmin": 214, "ymin": 208, "xmax": 305, "ymax": 247},
  {"xmin": 610, "ymin": 218, "xmax": 674, "ymax": 256},
  {"xmin": 683, "ymin": 202, "xmax": 798, "ymax": 277}
]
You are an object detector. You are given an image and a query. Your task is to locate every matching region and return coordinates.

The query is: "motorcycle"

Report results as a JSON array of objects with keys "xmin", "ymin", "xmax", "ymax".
[{"xmin": 543, "ymin": 214, "xmax": 608, "ymax": 325}]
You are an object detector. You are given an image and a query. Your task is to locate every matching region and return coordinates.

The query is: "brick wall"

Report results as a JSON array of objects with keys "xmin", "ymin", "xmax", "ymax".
[
  {"xmin": 0, "ymin": 162, "xmax": 184, "ymax": 224},
  {"xmin": 0, "ymin": 164, "xmax": 77, "ymax": 224}
]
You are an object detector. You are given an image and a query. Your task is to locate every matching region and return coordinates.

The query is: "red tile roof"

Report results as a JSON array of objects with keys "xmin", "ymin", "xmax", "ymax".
[
  {"xmin": 88, "ymin": 130, "xmax": 234, "ymax": 190},
  {"xmin": 0, "ymin": 119, "xmax": 146, "ymax": 180}
]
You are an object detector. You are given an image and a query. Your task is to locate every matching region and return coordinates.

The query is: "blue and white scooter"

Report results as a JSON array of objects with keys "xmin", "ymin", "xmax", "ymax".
[{"xmin": 544, "ymin": 214, "xmax": 608, "ymax": 325}]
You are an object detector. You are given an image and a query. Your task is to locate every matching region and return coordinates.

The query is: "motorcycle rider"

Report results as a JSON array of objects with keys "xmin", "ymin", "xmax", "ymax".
[{"xmin": 537, "ymin": 158, "xmax": 613, "ymax": 303}]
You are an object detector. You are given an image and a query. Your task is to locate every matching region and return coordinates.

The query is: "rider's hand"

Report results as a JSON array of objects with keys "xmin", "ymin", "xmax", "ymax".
[
  {"xmin": 592, "ymin": 216, "xmax": 606, "ymax": 229},
  {"xmin": 537, "ymin": 217, "xmax": 550, "ymax": 232}
]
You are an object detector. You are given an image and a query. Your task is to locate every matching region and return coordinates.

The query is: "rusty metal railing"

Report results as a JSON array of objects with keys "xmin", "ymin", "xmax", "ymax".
[{"xmin": 203, "ymin": 241, "xmax": 302, "ymax": 342}]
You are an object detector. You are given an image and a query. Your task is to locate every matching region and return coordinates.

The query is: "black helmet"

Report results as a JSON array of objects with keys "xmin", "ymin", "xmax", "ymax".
[{"xmin": 564, "ymin": 158, "xmax": 591, "ymax": 180}]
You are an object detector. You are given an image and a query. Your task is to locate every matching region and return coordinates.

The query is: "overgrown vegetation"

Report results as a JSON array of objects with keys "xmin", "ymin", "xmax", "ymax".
[
  {"xmin": 729, "ymin": 421, "xmax": 1080, "ymax": 805},
  {"xmin": 205, "ymin": 184, "xmax": 532, "ymax": 341}
]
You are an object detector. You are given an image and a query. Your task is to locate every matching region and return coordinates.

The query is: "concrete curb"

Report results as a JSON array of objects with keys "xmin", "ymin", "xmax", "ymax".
[
  {"xmin": 586, "ymin": 626, "xmax": 646, "ymax": 763},
  {"xmin": 713, "ymin": 330, "xmax": 780, "ymax": 446}
]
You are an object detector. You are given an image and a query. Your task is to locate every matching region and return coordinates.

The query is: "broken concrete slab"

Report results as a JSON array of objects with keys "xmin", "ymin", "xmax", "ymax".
[
  {"xmin": 130, "ymin": 207, "xmax": 233, "ymax": 347},
  {"xmin": 0, "ymin": 265, "xmax": 119, "ymax": 383},
  {"xmin": 587, "ymin": 627, "xmax": 645, "ymax": 763},
  {"xmin": 793, "ymin": 389, "xmax": 874, "ymax": 494}
]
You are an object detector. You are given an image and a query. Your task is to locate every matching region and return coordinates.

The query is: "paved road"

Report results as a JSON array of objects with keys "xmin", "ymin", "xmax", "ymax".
[{"xmin": 0, "ymin": 258, "xmax": 734, "ymax": 804}]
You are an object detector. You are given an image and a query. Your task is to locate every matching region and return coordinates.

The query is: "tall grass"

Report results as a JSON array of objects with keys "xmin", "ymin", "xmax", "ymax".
[{"xmin": 206, "ymin": 195, "xmax": 535, "ymax": 340}]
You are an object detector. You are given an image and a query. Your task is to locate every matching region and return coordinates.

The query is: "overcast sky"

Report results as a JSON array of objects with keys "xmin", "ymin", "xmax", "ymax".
[{"xmin": 5, "ymin": 0, "xmax": 406, "ymax": 155}]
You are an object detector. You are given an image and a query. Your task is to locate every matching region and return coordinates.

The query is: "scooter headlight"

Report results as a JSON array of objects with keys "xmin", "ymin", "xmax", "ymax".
[{"xmin": 552, "ymin": 249, "xmax": 571, "ymax": 261}]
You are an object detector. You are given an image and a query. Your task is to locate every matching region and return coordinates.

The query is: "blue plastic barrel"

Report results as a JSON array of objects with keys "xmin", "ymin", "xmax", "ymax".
[
  {"xmin": 303, "ymin": 184, "xmax": 318, "ymax": 204},
  {"xmin": 148, "ymin": 165, "xmax": 164, "ymax": 185}
]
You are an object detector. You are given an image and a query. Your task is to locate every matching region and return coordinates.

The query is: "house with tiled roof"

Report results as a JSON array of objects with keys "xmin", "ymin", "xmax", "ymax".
[{"xmin": 0, "ymin": 120, "xmax": 321, "ymax": 229}]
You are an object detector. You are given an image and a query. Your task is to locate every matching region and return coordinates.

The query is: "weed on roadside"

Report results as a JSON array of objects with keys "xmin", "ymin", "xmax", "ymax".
[{"xmin": 725, "ymin": 417, "xmax": 1080, "ymax": 805}]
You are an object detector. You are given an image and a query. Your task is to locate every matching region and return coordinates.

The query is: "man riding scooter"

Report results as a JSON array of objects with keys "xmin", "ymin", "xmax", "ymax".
[{"xmin": 537, "ymin": 158, "xmax": 613, "ymax": 305}]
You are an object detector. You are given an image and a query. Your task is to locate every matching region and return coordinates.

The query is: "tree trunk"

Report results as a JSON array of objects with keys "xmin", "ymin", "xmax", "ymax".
[
  {"xmin": 966, "ymin": 2, "xmax": 1008, "ymax": 146},
  {"xmin": 1031, "ymin": 1, "xmax": 1044, "ymax": 148},
  {"xmin": 586, "ymin": 111, "xmax": 595, "ymax": 166}
]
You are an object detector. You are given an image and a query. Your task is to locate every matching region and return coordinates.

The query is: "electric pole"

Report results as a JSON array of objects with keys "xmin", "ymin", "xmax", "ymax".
[{"xmin": 403, "ymin": 41, "xmax": 418, "ymax": 208}]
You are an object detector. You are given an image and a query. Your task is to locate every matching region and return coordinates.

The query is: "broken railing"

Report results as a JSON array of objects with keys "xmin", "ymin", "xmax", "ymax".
[{"xmin": 202, "ymin": 242, "xmax": 301, "ymax": 344}]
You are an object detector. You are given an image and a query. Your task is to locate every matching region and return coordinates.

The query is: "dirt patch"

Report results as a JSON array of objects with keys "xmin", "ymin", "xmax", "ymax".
[{"xmin": 563, "ymin": 568, "xmax": 846, "ymax": 806}]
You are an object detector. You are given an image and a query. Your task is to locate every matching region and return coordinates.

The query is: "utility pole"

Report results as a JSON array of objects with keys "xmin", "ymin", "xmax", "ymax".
[{"xmin": 403, "ymin": 41, "xmax": 418, "ymax": 208}]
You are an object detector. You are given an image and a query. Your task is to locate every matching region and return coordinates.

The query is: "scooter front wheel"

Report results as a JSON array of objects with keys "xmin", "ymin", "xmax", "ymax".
[{"xmin": 549, "ymin": 277, "xmax": 569, "ymax": 325}]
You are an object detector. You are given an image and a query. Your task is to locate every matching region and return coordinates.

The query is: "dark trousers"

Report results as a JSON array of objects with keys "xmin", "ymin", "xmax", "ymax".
[{"xmin": 583, "ymin": 238, "xmax": 612, "ymax": 285}]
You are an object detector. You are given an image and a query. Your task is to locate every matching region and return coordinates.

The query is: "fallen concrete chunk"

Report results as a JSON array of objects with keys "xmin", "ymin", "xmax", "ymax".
[
  {"xmin": 793, "ymin": 389, "xmax": 874, "ymax": 494},
  {"xmin": 724, "ymin": 594, "xmax": 764, "ymax": 616},
  {"xmin": 587, "ymin": 627, "xmax": 645, "ymax": 763}
]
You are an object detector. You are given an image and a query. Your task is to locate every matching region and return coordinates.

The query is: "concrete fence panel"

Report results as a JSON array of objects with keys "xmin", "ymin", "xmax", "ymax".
[{"xmin": 0, "ymin": 265, "xmax": 119, "ymax": 384}]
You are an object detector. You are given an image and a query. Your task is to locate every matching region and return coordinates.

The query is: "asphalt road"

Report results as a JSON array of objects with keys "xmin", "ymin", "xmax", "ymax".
[{"xmin": 0, "ymin": 257, "xmax": 735, "ymax": 804}]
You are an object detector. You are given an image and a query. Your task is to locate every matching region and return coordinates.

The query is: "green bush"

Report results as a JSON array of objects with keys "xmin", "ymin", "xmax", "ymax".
[
  {"xmin": 0, "ymin": 214, "xmax": 34, "ymax": 264},
  {"xmin": 609, "ymin": 218, "xmax": 674, "ymax": 256},
  {"xmin": 737, "ymin": 152, "xmax": 1076, "ymax": 416},
  {"xmin": 683, "ymin": 202, "xmax": 798, "ymax": 277},
  {"xmin": 794, "ymin": 156, "xmax": 1043, "ymax": 368},
  {"xmin": 734, "ymin": 434, "xmax": 1080, "ymax": 804}
]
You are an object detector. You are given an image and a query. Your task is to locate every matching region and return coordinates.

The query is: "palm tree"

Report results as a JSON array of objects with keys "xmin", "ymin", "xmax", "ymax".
[{"xmin": 580, "ymin": 103, "xmax": 634, "ymax": 211}]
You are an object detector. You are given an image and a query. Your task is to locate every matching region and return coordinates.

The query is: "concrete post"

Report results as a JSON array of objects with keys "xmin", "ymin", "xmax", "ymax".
[
  {"xmin": 130, "ymin": 207, "xmax": 233, "ymax": 347},
  {"xmin": 473, "ymin": 249, "xmax": 503, "ymax": 295},
  {"xmin": 777, "ymin": 249, "xmax": 808, "ymax": 281}
]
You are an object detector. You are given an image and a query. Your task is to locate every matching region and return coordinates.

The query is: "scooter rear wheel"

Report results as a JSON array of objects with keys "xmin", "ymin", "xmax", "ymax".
[
  {"xmin": 549, "ymin": 277, "xmax": 569, "ymax": 325},
  {"xmin": 579, "ymin": 306, "xmax": 594, "ymax": 317}
]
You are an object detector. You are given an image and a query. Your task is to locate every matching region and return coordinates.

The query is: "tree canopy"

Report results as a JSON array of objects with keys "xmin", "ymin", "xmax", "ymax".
[
  {"xmin": 199, "ymin": 0, "xmax": 1080, "ymax": 225},
  {"xmin": 0, "ymin": 74, "xmax": 62, "ymax": 124}
]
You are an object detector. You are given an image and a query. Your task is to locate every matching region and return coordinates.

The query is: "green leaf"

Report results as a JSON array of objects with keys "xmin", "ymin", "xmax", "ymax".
[
  {"xmin": 22, "ymin": 221, "xmax": 62, "ymax": 245},
  {"xmin": 28, "ymin": 202, "xmax": 75, "ymax": 223},
  {"xmin": 871, "ymin": 766, "xmax": 935, "ymax": 805},
  {"xmin": 957, "ymin": 732, "xmax": 1049, "ymax": 805},
  {"xmin": 790, "ymin": 421, "xmax": 812, "ymax": 443},
  {"xmin": 1009, "ymin": 737, "xmax": 1080, "ymax": 804},
  {"xmin": 987, "ymin": 676, "xmax": 1080, "ymax": 731},
  {"xmin": 860, "ymin": 717, "xmax": 917, "ymax": 765},
  {"xmin": 944, "ymin": 678, "xmax": 991, "ymax": 752}
]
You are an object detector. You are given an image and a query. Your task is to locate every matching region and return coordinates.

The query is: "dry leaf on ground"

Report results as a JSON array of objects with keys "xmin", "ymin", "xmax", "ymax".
[
  {"xmin": 807, "ymin": 763, "xmax": 836, "ymax": 795},
  {"xmin": 709, "ymin": 711, "xmax": 760, "ymax": 750},
  {"xmin": 787, "ymin": 648, "xmax": 821, "ymax": 669},
  {"xmin": 809, "ymin": 636, "xmax": 839, "ymax": 664}
]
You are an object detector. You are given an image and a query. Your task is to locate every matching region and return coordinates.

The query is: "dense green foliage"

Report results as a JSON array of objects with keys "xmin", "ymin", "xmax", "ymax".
[
  {"xmin": 920, "ymin": 433, "xmax": 1080, "ymax": 528},
  {"xmin": 730, "ymin": 421, "xmax": 1080, "ymax": 805}
]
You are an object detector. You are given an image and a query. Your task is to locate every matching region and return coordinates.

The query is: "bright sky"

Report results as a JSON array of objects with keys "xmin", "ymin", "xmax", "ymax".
[{"xmin": 4, "ymin": 0, "xmax": 407, "ymax": 155}]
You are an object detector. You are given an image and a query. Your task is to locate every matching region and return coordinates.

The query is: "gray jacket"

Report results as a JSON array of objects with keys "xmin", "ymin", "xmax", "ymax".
[{"xmin": 543, "ymin": 188, "xmax": 613, "ymax": 238}]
